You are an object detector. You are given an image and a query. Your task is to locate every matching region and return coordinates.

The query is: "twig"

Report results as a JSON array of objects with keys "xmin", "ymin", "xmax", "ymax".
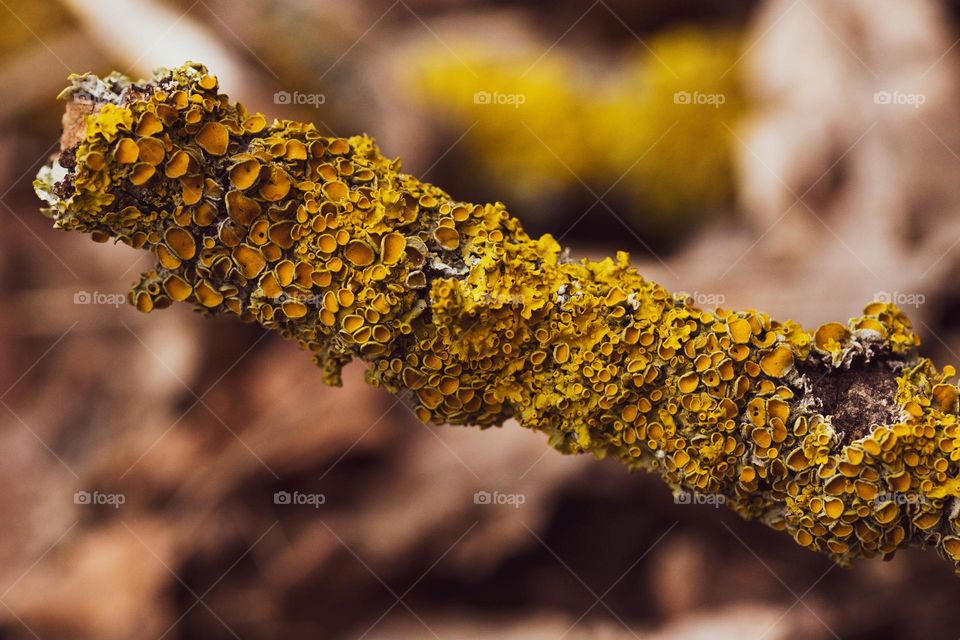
[{"xmin": 33, "ymin": 63, "xmax": 960, "ymax": 574}]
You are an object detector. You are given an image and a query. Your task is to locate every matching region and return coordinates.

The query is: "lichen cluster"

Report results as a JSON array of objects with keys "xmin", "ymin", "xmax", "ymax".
[
  {"xmin": 407, "ymin": 28, "xmax": 744, "ymax": 234},
  {"xmin": 35, "ymin": 64, "xmax": 960, "ymax": 573}
]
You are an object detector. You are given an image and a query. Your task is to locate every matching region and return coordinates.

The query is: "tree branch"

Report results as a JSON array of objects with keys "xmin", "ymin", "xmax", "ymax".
[{"xmin": 33, "ymin": 63, "xmax": 960, "ymax": 573}]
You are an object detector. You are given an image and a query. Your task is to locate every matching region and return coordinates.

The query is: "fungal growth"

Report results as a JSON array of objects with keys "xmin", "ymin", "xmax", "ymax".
[{"xmin": 34, "ymin": 63, "xmax": 960, "ymax": 573}]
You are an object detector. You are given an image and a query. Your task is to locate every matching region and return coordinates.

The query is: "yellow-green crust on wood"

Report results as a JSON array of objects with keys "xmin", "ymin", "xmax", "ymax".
[{"xmin": 35, "ymin": 63, "xmax": 960, "ymax": 572}]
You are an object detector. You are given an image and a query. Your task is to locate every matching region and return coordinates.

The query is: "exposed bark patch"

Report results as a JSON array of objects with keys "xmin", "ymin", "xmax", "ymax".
[
  {"xmin": 60, "ymin": 99, "xmax": 96, "ymax": 150},
  {"xmin": 798, "ymin": 357, "xmax": 901, "ymax": 444}
]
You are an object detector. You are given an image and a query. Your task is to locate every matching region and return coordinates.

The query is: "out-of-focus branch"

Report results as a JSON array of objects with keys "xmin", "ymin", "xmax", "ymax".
[{"xmin": 58, "ymin": 0, "xmax": 265, "ymax": 106}]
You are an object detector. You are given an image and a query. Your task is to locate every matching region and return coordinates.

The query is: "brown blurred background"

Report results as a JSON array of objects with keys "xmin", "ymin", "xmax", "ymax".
[{"xmin": 3, "ymin": 0, "xmax": 960, "ymax": 638}]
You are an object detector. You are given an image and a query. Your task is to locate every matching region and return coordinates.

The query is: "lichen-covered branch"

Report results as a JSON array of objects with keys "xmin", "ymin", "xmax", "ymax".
[{"xmin": 34, "ymin": 63, "xmax": 960, "ymax": 573}]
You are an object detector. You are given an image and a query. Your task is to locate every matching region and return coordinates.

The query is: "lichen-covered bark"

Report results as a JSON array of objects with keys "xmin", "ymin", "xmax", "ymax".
[{"xmin": 34, "ymin": 63, "xmax": 960, "ymax": 572}]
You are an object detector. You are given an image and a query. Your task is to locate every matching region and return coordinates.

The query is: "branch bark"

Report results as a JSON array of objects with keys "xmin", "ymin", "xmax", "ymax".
[{"xmin": 33, "ymin": 63, "xmax": 960, "ymax": 573}]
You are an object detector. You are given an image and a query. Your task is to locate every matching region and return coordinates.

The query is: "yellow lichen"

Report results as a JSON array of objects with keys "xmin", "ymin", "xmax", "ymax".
[
  {"xmin": 34, "ymin": 63, "xmax": 960, "ymax": 575},
  {"xmin": 196, "ymin": 121, "xmax": 229, "ymax": 156},
  {"xmin": 407, "ymin": 28, "xmax": 745, "ymax": 235}
]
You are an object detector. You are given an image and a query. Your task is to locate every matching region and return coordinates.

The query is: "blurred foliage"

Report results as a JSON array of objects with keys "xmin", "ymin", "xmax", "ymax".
[{"xmin": 408, "ymin": 27, "xmax": 746, "ymax": 243}]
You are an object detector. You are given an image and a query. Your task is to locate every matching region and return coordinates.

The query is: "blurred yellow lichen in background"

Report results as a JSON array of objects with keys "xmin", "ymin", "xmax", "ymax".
[
  {"xmin": 407, "ymin": 27, "xmax": 744, "ymax": 237},
  {"xmin": 34, "ymin": 63, "xmax": 960, "ymax": 575}
]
